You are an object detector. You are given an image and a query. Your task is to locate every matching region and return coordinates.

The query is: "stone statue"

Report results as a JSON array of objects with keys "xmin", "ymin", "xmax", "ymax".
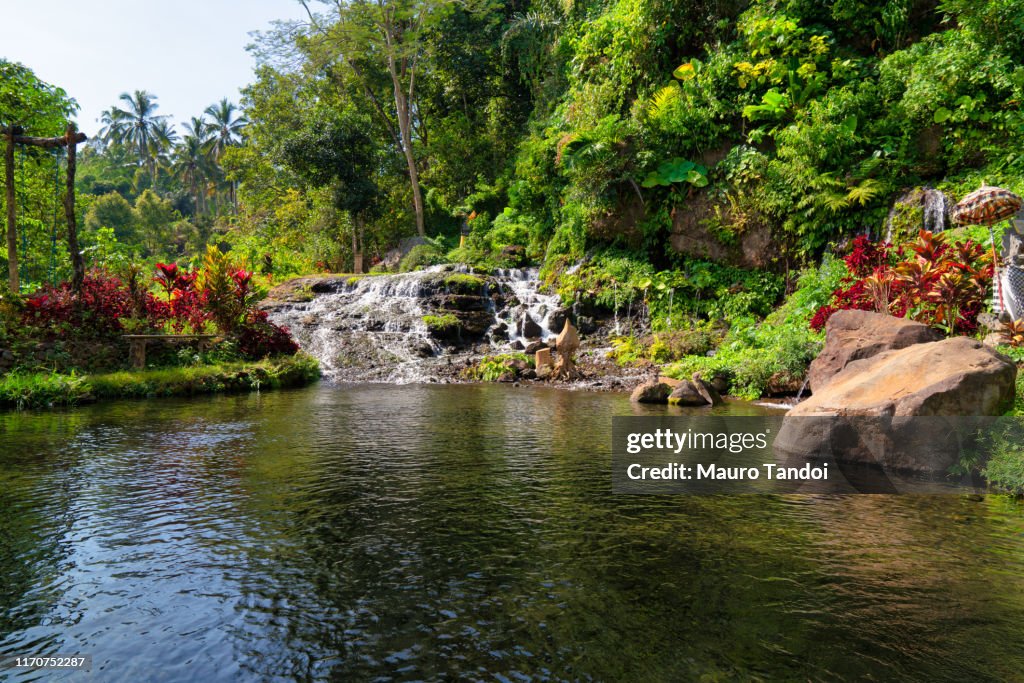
[{"xmin": 552, "ymin": 319, "xmax": 583, "ymax": 380}]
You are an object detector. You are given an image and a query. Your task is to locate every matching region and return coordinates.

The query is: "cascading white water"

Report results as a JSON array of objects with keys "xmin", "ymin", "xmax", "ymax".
[
  {"xmin": 267, "ymin": 266, "xmax": 568, "ymax": 383},
  {"xmin": 488, "ymin": 267, "xmax": 565, "ymax": 346},
  {"xmin": 268, "ymin": 269, "xmax": 447, "ymax": 382}
]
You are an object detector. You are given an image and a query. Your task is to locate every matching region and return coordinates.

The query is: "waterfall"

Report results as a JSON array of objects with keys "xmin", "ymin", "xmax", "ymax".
[
  {"xmin": 666, "ymin": 288, "xmax": 674, "ymax": 329},
  {"xmin": 489, "ymin": 267, "xmax": 566, "ymax": 346},
  {"xmin": 265, "ymin": 265, "xmax": 567, "ymax": 383},
  {"xmin": 613, "ymin": 281, "xmax": 620, "ymax": 336},
  {"xmin": 884, "ymin": 187, "xmax": 951, "ymax": 242},
  {"xmin": 921, "ymin": 188, "xmax": 950, "ymax": 234}
]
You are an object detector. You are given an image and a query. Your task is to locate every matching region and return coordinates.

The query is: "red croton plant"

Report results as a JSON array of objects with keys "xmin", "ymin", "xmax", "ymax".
[
  {"xmin": 811, "ymin": 230, "xmax": 993, "ymax": 336},
  {"xmin": 22, "ymin": 252, "xmax": 298, "ymax": 360}
]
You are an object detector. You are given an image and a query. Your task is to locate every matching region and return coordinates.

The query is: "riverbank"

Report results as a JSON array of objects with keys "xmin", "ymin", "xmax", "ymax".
[{"xmin": 0, "ymin": 354, "xmax": 320, "ymax": 410}]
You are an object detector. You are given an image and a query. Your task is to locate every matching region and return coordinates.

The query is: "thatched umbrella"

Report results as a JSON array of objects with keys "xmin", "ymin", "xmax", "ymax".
[{"xmin": 952, "ymin": 185, "xmax": 1024, "ymax": 314}]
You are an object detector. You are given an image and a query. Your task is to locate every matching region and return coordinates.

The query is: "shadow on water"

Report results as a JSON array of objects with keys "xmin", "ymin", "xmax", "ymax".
[{"xmin": 1, "ymin": 384, "xmax": 1024, "ymax": 681}]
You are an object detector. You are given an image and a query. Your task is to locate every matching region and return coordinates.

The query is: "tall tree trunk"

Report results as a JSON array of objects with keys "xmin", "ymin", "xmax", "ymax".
[
  {"xmin": 383, "ymin": 14, "xmax": 425, "ymax": 239},
  {"xmin": 352, "ymin": 214, "xmax": 365, "ymax": 274},
  {"xmin": 65, "ymin": 123, "xmax": 84, "ymax": 293},
  {"xmin": 5, "ymin": 129, "xmax": 17, "ymax": 293},
  {"xmin": 394, "ymin": 87, "xmax": 425, "ymax": 237}
]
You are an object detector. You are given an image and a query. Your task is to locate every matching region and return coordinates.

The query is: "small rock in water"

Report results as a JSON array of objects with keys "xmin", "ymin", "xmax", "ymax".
[
  {"xmin": 524, "ymin": 341, "xmax": 547, "ymax": 354},
  {"xmin": 510, "ymin": 340, "xmax": 525, "ymax": 351},
  {"xmin": 413, "ymin": 341, "xmax": 434, "ymax": 358},
  {"xmin": 521, "ymin": 314, "xmax": 543, "ymax": 339},
  {"xmin": 630, "ymin": 381, "xmax": 672, "ymax": 404},
  {"xmin": 667, "ymin": 382, "xmax": 709, "ymax": 406}
]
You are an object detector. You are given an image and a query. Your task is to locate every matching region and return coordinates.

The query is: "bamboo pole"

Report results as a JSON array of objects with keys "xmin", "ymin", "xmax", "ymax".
[
  {"xmin": 5, "ymin": 128, "xmax": 16, "ymax": 293},
  {"xmin": 64, "ymin": 123, "xmax": 84, "ymax": 293}
]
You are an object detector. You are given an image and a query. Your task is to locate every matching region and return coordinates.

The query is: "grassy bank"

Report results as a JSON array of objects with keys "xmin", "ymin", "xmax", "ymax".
[{"xmin": 0, "ymin": 353, "xmax": 320, "ymax": 410}]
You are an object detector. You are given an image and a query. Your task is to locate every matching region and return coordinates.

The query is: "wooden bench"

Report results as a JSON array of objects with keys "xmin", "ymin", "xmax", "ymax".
[{"xmin": 122, "ymin": 334, "xmax": 219, "ymax": 369}]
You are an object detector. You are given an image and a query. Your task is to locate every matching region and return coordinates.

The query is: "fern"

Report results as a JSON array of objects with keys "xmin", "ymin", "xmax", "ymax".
[
  {"xmin": 845, "ymin": 178, "xmax": 884, "ymax": 206},
  {"xmin": 823, "ymin": 192, "xmax": 851, "ymax": 212},
  {"xmin": 647, "ymin": 83, "xmax": 681, "ymax": 120}
]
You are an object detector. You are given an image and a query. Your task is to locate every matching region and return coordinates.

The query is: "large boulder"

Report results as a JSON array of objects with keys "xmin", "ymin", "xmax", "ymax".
[
  {"xmin": 777, "ymin": 338, "xmax": 1016, "ymax": 473},
  {"xmin": 807, "ymin": 310, "xmax": 943, "ymax": 392},
  {"xmin": 795, "ymin": 337, "xmax": 1015, "ymax": 417}
]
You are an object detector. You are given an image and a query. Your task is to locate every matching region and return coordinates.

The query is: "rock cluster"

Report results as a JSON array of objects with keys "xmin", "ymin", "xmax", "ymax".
[{"xmin": 629, "ymin": 373, "xmax": 722, "ymax": 407}]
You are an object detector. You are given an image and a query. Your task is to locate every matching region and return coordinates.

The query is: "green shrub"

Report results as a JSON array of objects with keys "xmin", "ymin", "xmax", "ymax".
[
  {"xmin": 0, "ymin": 355, "xmax": 320, "ymax": 410},
  {"xmin": 463, "ymin": 353, "xmax": 533, "ymax": 381},
  {"xmin": 660, "ymin": 257, "xmax": 844, "ymax": 399},
  {"xmin": 422, "ymin": 313, "xmax": 460, "ymax": 332},
  {"xmin": 400, "ymin": 244, "xmax": 446, "ymax": 272},
  {"xmin": 0, "ymin": 371, "xmax": 91, "ymax": 409},
  {"xmin": 608, "ymin": 325, "xmax": 722, "ymax": 366}
]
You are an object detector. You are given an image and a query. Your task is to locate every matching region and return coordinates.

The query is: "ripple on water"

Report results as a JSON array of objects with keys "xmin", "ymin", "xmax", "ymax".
[{"xmin": 1, "ymin": 385, "xmax": 1024, "ymax": 681}]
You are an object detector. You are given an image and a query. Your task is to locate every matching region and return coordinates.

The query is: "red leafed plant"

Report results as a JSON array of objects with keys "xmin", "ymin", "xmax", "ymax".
[
  {"xmin": 20, "ymin": 250, "xmax": 300, "ymax": 361},
  {"xmin": 153, "ymin": 262, "xmax": 180, "ymax": 301},
  {"xmin": 812, "ymin": 230, "xmax": 992, "ymax": 336},
  {"xmin": 22, "ymin": 270, "xmax": 169, "ymax": 340}
]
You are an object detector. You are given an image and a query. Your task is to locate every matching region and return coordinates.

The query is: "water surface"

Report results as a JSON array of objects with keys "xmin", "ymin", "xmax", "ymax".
[{"xmin": 1, "ymin": 384, "xmax": 1023, "ymax": 681}]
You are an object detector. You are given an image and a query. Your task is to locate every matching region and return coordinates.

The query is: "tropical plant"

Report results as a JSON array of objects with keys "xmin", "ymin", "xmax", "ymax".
[
  {"xmin": 812, "ymin": 231, "xmax": 992, "ymax": 335},
  {"xmin": 99, "ymin": 90, "xmax": 172, "ymax": 182}
]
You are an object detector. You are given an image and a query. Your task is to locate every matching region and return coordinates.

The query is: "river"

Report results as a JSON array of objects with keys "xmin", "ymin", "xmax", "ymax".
[{"xmin": 1, "ymin": 384, "xmax": 1023, "ymax": 681}]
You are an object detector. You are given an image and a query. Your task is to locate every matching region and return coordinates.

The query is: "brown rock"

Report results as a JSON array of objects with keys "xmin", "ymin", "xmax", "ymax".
[
  {"xmin": 525, "ymin": 340, "xmax": 547, "ymax": 355},
  {"xmin": 776, "ymin": 337, "xmax": 1016, "ymax": 473},
  {"xmin": 667, "ymin": 381, "xmax": 708, "ymax": 407},
  {"xmin": 691, "ymin": 374, "xmax": 723, "ymax": 406},
  {"xmin": 795, "ymin": 337, "xmax": 1015, "ymax": 417},
  {"xmin": 807, "ymin": 310, "xmax": 942, "ymax": 392},
  {"xmin": 630, "ymin": 381, "xmax": 672, "ymax": 404},
  {"xmin": 658, "ymin": 376, "xmax": 683, "ymax": 388}
]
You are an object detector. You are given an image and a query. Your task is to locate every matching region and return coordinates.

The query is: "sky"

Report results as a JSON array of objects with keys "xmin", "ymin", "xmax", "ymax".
[{"xmin": 0, "ymin": 0, "xmax": 310, "ymax": 138}]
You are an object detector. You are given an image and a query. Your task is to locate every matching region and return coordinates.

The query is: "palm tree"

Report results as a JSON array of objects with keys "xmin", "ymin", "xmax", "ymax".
[
  {"xmin": 203, "ymin": 99, "xmax": 247, "ymax": 160},
  {"xmin": 203, "ymin": 99, "xmax": 248, "ymax": 210},
  {"xmin": 149, "ymin": 119, "xmax": 178, "ymax": 189},
  {"xmin": 99, "ymin": 90, "xmax": 169, "ymax": 183},
  {"xmin": 183, "ymin": 116, "xmax": 210, "ymax": 143},
  {"xmin": 172, "ymin": 132, "xmax": 211, "ymax": 216}
]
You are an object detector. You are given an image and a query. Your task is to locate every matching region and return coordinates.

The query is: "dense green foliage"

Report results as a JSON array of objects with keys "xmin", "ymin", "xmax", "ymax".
[
  {"xmin": 5, "ymin": 1, "xmax": 1024, "ymax": 287},
  {"xmin": 661, "ymin": 256, "xmax": 847, "ymax": 398}
]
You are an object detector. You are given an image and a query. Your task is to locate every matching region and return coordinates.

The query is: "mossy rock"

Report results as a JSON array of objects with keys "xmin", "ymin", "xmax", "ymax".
[
  {"xmin": 443, "ymin": 273, "xmax": 486, "ymax": 295},
  {"xmin": 423, "ymin": 313, "xmax": 462, "ymax": 342}
]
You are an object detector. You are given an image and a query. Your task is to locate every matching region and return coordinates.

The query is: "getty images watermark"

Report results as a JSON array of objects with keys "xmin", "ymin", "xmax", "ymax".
[{"xmin": 612, "ymin": 415, "xmax": 1021, "ymax": 493}]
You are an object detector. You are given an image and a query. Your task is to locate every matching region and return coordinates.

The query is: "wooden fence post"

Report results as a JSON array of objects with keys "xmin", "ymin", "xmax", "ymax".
[{"xmin": 5, "ymin": 128, "xmax": 16, "ymax": 293}]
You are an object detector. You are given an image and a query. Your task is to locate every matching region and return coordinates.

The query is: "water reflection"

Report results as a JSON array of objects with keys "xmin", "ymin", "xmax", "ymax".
[{"xmin": 0, "ymin": 385, "xmax": 1023, "ymax": 681}]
